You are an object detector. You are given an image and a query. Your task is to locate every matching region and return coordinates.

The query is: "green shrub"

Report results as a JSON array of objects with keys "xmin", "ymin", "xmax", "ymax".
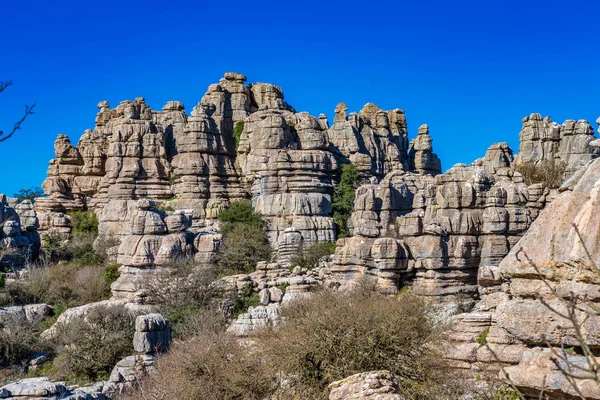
[
  {"xmin": 13, "ymin": 186, "xmax": 45, "ymax": 203},
  {"xmin": 68, "ymin": 211, "xmax": 98, "ymax": 238},
  {"xmin": 233, "ymin": 121, "xmax": 245, "ymax": 149},
  {"xmin": 217, "ymin": 201, "xmax": 271, "ymax": 275},
  {"xmin": 48, "ymin": 306, "xmax": 135, "ymax": 384},
  {"xmin": 332, "ymin": 163, "xmax": 358, "ymax": 238},
  {"xmin": 230, "ymin": 286, "xmax": 261, "ymax": 319},
  {"xmin": 290, "ymin": 241, "xmax": 335, "ymax": 270},
  {"xmin": 476, "ymin": 326, "xmax": 490, "ymax": 347},
  {"xmin": 103, "ymin": 262, "xmax": 121, "ymax": 285},
  {"xmin": 0, "ymin": 274, "xmax": 4, "ymax": 289},
  {"xmin": 218, "ymin": 201, "xmax": 266, "ymax": 236},
  {"xmin": 218, "ymin": 224, "xmax": 271, "ymax": 275}
]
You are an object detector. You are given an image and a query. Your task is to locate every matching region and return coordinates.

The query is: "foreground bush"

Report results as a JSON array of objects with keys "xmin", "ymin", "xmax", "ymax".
[
  {"xmin": 123, "ymin": 287, "xmax": 462, "ymax": 400},
  {"xmin": 48, "ymin": 306, "xmax": 135, "ymax": 383},
  {"xmin": 122, "ymin": 310, "xmax": 272, "ymax": 400},
  {"xmin": 0, "ymin": 314, "xmax": 49, "ymax": 369}
]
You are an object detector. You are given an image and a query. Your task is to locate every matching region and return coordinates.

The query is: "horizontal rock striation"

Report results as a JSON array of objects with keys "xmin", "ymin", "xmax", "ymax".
[{"xmin": 514, "ymin": 113, "xmax": 600, "ymax": 178}]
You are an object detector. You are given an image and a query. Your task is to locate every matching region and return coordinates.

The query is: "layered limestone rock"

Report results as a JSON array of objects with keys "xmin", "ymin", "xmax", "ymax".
[
  {"xmin": 110, "ymin": 199, "xmax": 220, "ymax": 302},
  {"xmin": 447, "ymin": 155, "xmax": 600, "ymax": 399},
  {"xmin": 328, "ymin": 370, "xmax": 402, "ymax": 400},
  {"xmin": 328, "ymin": 102, "xmax": 413, "ymax": 179},
  {"xmin": 324, "ymin": 143, "xmax": 534, "ymax": 298},
  {"xmin": 514, "ymin": 113, "xmax": 600, "ymax": 178},
  {"xmin": 0, "ymin": 196, "xmax": 40, "ymax": 267}
]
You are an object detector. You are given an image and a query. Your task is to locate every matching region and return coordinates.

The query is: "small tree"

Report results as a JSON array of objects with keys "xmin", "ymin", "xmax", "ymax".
[
  {"xmin": 217, "ymin": 201, "xmax": 272, "ymax": 275},
  {"xmin": 0, "ymin": 81, "xmax": 35, "ymax": 143},
  {"xmin": 13, "ymin": 186, "xmax": 45, "ymax": 203},
  {"xmin": 290, "ymin": 241, "xmax": 335, "ymax": 270}
]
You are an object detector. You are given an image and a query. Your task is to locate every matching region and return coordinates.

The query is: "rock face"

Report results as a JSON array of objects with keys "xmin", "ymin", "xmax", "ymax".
[
  {"xmin": 0, "ymin": 196, "xmax": 40, "ymax": 268},
  {"xmin": 37, "ymin": 73, "xmax": 441, "ymax": 254},
  {"xmin": 514, "ymin": 113, "xmax": 600, "ymax": 177},
  {"xmin": 324, "ymin": 143, "xmax": 538, "ymax": 298},
  {"xmin": 328, "ymin": 370, "xmax": 402, "ymax": 400},
  {"xmin": 447, "ymin": 156, "xmax": 600, "ymax": 399}
]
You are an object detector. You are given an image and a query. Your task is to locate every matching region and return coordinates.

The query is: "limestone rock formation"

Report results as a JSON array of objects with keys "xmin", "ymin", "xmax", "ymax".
[
  {"xmin": 324, "ymin": 143, "xmax": 534, "ymax": 298},
  {"xmin": 0, "ymin": 196, "xmax": 40, "ymax": 267},
  {"xmin": 36, "ymin": 73, "xmax": 446, "ymax": 255},
  {"xmin": 447, "ymin": 156, "xmax": 600, "ymax": 398},
  {"xmin": 328, "ymin": 370, "xmax": 402, "ymax": 400},
  {"xmin": 514, "ymin": 113, "xmax": 600, "ymax": 178}
]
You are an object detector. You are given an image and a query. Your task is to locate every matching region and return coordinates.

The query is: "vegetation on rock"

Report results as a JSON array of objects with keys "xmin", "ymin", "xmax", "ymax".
[
  {"xmin": 332, "ymin": 163, "xmax": 358, "ymax": 238},
  {"xmin": 217, "ymin": 201, "xmax": 271, "ymax": 274},
  {"xmin": 514, "ymin": 159, "xmax": 566, "ymax": 188},
  {"xmin": 233, "ymin": 121, "xmax": 244, "ymax": 149},
  {"xmin": 13, "ymin": 186, "xmax": 45, "ymax": 203},
  {"xmin": 289, "ymin": 241, "xmax": 335, "ymax": 270}
]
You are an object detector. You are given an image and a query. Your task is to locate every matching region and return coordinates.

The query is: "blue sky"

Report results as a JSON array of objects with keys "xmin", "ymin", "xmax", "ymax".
[{"xmin": 1, "ymin": 0, "xmax": 599, "ymax": 196}]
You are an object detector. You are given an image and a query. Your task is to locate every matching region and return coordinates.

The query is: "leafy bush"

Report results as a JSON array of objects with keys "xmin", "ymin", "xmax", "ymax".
[
  {"xmin": 229, "ymin": 285, "xmax": 261, "ymax": 319},
  {"xmin": 0, "ymin": 314, "xmax": 50, "ymax": 368},
  {"xmin": 103, "ymin": 262, "xmax": 121, "ymax": 285},
  {"xmin": 233, "ymin": 121, "xmax": 244, "ymax": 149},
  {"xmin": 13, "ymin": 186, "xmax": 45, "ymax": 203},
  {"xmin": 67, "ymin": 211, "xmax": 98, "ymax": 238},
  {"xmin": 0, "ymin": 273, "xmax": 4, "ymax": 289},
  {"xmin": 514, "ymin": 159, "xmax": 566, "ymax": 189},
  {"xmin": 218, "ymin": 224, "xmax": 272, "ymax": 275},
  {"xmin": 217, "ymin": 201, "xmax": 271, "ymax": 274},
  {"xmin": 332, "ymin": 163, "xmax": 358, "ymax": 238},
  {"xmin": 218, "ymin": 201, "xmax": 266, "ymax": 236},
  {"xmin": 48, "ymin": 306, "xmax": 135, "ymax": 383},
  {"xmin": 290, "ymin": 241, "xmax": 335, "ymax": 270}
]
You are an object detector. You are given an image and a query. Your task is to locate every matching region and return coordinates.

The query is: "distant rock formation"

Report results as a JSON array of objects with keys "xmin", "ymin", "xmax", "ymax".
[
  {"xmin": 514, "ymin": 113, "xmax": 600, "ymax": 177},
  {"xmin": 37, "ymin": 72, "xmax": 441, "ymax": 251}
]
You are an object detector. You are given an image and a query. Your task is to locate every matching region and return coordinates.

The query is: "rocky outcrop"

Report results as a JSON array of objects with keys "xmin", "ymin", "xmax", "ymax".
[
  {"xmin": 0, "ymin": 377, "xmax": 106, "ymax": 399},
  {"xmin": 328, "ymin": 370, "xmax": 402, "ymax": 400},
  {"xmin": 514, "ymin": 113, "xmax": 600, "ymax": 178},
  {"xmin": 36, "ymin": 73, "xmax": 442, "ymax": 254},
  {"xmin": 0, "ymin": 196, "xmax": 40, "ymax": 267},
  {"xmin": 447, "ymin": 155, "xmax": 600, "ymax": 398},
  {"xmin": 324, "ymin": 143, "xmax": 536, "ymax": 298}
]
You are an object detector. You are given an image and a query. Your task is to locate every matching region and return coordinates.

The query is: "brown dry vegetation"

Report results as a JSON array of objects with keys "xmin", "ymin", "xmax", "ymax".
[
  {"xmin": 513, "ymin": 159, "xmax": 566, "ymax": 189},
  {"xmin": 121, "ymin": 287, "xmax": 464, "ymax": 400}
]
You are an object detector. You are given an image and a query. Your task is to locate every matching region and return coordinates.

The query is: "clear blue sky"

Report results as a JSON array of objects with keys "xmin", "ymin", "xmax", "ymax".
[{"xmin": 1, "ymin": 0, "xmax": 599, "ymax": 196}]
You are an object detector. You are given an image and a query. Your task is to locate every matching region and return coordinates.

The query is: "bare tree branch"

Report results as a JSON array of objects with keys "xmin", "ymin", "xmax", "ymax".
[{"xmin": 0, "ymin": 80, "xmax": 36, "ymax": 142}]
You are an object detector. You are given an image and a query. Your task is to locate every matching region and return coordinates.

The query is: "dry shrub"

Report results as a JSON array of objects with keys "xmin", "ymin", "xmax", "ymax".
[
  {"xmin": 48, "ymin": 306, "xmax": 135, "ymax": 383},
  {"xmin": 123, "ymin": 286, "xmax": 463, "ymax": 400},
  {"xmin": 138, "ymin": 257, "xmax": 222, "ymax": 338},
  {"xmin": 514, "ymin": 159, "xmax": 566, "ymax": 188},
  {"xmin": 21, "ymin": 262, "xmax": 110, "ymax": 309},
  {"xmin": 258, "ymin": 287, "xmax": 459, "ymax": 399},
  {"xmin": 0, "ymin": 314, "xmax": 49, "ymax": 368},
  {"xmin": 121, "ymin": 310, "xmax": 272, "ymax": 400}
]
